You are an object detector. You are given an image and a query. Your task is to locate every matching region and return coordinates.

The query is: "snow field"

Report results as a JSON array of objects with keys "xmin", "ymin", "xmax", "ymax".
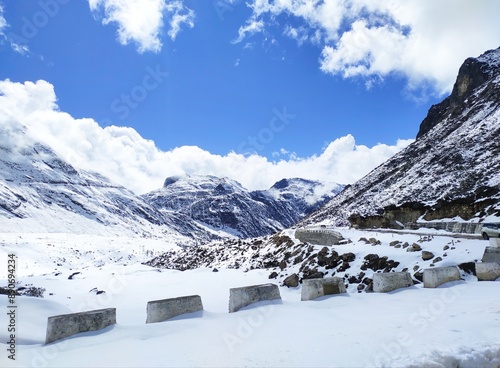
[{"xmin": 0, "ymin": 232, "xmax": 499, "ymax": 367}]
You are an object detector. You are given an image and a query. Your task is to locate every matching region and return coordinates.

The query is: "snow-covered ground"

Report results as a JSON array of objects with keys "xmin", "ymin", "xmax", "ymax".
[{"xmin": 0, "ymin": 231, "xmax": 499, "ymax": 367}]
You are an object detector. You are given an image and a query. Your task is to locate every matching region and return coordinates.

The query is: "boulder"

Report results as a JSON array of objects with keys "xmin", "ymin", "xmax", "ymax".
[
  {"xmin": 422, "ymin": 251, "xmax": 435, "ymax": 261},
  {"xmin": 283, "ymin": 273, "xmax": 299, "ymax": 287}
]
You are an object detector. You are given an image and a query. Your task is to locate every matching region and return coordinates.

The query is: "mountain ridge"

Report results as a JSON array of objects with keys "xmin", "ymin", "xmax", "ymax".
[
  {"xmin": 0, "ymin": 121, "xmax": 341, "ymax": 240},
  {"xmin": 302, "ymin": 46, "xmax": 500, "ymax": 228}
]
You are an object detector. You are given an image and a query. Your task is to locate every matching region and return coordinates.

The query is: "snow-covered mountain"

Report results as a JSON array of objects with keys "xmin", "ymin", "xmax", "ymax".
[
  {"xmin": 0, "ymin": 119, "xmax": 341, "ymax": 240},
  {"xmin": 303, "ymin": 47, "xmax": 500, "ymax": 228},
  {"xmin": 142, "ymin": 175, "xmax": 342, "ymax": 238},
  {"xmin": 0, "ymin": 121, "xmax": 219, "ymax": 243}
]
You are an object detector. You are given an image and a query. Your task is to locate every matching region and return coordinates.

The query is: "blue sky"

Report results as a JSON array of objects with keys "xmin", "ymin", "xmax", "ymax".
[{"xmin": 1, "ymin": 0, "xmax": 499, "ymax": 193}]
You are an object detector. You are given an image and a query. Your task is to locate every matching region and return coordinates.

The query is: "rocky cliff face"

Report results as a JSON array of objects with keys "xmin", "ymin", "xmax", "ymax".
[{"xmin": 303, "ymin": 47, "xmax": 500, "ymax": 228}]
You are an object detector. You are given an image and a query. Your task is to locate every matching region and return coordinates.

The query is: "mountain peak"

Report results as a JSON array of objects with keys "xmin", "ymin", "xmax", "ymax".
[
  {"xmin": 303, "ymin": 46, "xmax": 500, "ymax": 227},
  {"xmin": 417, "ymin": 46, "xmax": 500, "ymax": 139}
]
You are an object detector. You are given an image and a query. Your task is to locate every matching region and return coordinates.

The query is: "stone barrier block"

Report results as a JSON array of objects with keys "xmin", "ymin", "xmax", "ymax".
[
  {"xmin": 45, "ymin": 308, "xmax": 116, "ymax": 344},
  {"xmin": 294, "ymin": 229, "xmax": 344, "ymax": 245},
  {"xmin": 489, "ymin": 238, "xmax": 500, "ymax": 248},
  {"xmin": 146, "ymin": 295, "xmax": 203, "ymax": 323},
  {"xmin": 476, "ymin": 262, "xmax": 500, "ymax": 281},
  {"xmin": 229, "ymin": 283, "xmax": 281, "ymax": 313},
  {"xmin": 301, "ymin": 277, "xmax": 346, "ymax": 301},
  {"xmin": 423, "ymin": 266, "xmax": 461, "ymax": 288},
  {"xmin": 373, "ymin": 272, "xmax": 413, "ymax": 293},
  {"xmin": 482, "ymin": 247, "xmax": 500, "ymax": 263}
]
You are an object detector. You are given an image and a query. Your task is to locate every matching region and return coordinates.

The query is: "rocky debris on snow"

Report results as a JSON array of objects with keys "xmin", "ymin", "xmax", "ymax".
[
  {"xmin": 422, "ymin": 251, "xmax": 435, "ymax": 261},
  {"xmin": 145, "ymin": 229, "xmax": 482, "ymax": 293}
]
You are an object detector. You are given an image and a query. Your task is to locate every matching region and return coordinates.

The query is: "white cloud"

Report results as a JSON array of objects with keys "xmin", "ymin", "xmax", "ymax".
[
  {"xmin": 0, "ymin": 4, "xmax": 30, "ymax": 55},
  {"xmin": 237, "ymin": 0, "xmax": 500, "ymax": 96},
  {"xmin": 232, "ymin": 19, "xmax": 265, "ymax": 44},
  {"xmin": 0, "ymin": 79, "xmax": 412, "ymax": 194},
  {"xmin": 88, "ymin": 0, "xmax": 194, "ymax": 53},
  {"xmin": 0, "ymin": 4, "xmax": 6, "ymax": 32}
]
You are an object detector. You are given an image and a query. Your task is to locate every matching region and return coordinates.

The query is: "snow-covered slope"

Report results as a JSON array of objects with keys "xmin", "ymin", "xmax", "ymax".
[
  {"xmin": 303, "ymin": 47, "xmax": 500, "ymax": 228},
  {"xmin": 1, "ymin": 231, "xmax": 499, "ymax": 368},
  {"xmin": 143, "ymin": 175, "xmax": 342, "ymax": 238}
]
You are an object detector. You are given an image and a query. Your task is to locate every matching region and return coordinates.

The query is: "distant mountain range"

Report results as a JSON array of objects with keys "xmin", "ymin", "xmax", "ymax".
[
  {"xmin": 0, "ymin": 123, "xmax": 341, "ymax": 240},
  {"xmin": 144, "ymin": 175, "xmax": 341, "ymax": 238},
  {"xmin": 303, "ymin": 46, "xmax": 500, "ymax": 228}
]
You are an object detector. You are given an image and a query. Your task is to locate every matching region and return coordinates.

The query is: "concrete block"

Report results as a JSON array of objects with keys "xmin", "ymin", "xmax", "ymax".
[
  {"xmin": 301, "ymin": 277, "xmax": 346, "ymax": 301},
  {"xmin": 229, "ymin": 283, "xmax": 281, "ymax": 313},
  {"xmin": 423, "ymin": 266, "xmax": 461, "ymax": 288},
  {"xmin": 482, "ymin": 247, "xmax": 500, "ymax": 263},
  {"xmin": 373, "ymin": 272, "xmax": 413, "ymax": 293},
  {"xmin": 489, "ymin": 238, "xmax": 500, "ymax": 248},
  {"xmin": 294, "ymin": 229, "xmax": 343, "ymax": 245},
  {"xmin": 476, "ymin": 262, "xmax": 500, "ymax": 281},
  {"xmin": 146, "ymin": 295, "xmax": 203, "ymax": 323},
  {"xmin": 45, "ymin": 308, "xmax": 116, "ymax": 344}
]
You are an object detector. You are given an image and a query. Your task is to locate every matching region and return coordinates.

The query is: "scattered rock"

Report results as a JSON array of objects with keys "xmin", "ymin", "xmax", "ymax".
[
  {"xmin": 357, "ymin": 284, "xmax": 365, "ymax": 291},
  {"xmin": 337, "ymin": 261, "xmax": 350, "ymax": 272},
  {"xmin": 413, "ymin": 265, "xmax": 420, "ymax": 272},
  {"xmin": 369, "ymin": 238, "xmax": 381, "ymax": 245},
  {"xmin": 341, "ymin": 252, "xmax": 356, "ymax": 262},
  {"xmin": 279, "ymin": 260, "xmax": 287, "ymax": 270},
  {"xmin": 269, "ymin": 271, "xmax": 278, "ymax": 279},
  {"xmin": 443, "ymin": 245, "xmax": 450, "ymax": 251},
  {"xmin": 362, "ymin": 277, "xmax": 373, "ymax": 292},
  {"xmin": 394, "ymin": 243, "xmax": 402, "ymax": 249},
  {"xmin": 458, "ymin": 262, "xmax": 476, "ymax": 276},
  {"xmin": 413, "ymin": 271, "xmax": 423, "ymax": 283},
  {"xmin": 432, "ymin": 257, "xmax": 443, "ymax": 264},
  {"xmin": 402, "ymin": 242, "xmax": 410, "ymax": 249},
  {"xmin": 359, "ymin": 237, "xmax": 370, "ymax": 244},
  {"xmin": 389, "ymin": 241, "xmax": 401, "ymax": 247},
  {"xmin": 422, "ymin": 251, "xmax": 435, "ymax": 261},
  {"xmin": 406, "ymin": 243, "xmax": 422, "ymax": 252},
  {"xmin": 293, "ymin": 254, "xmax": 304, "ymax": 265},
  {"xmin": 212, "ymin": 268, "xmax": 219, "ymax": 272},
  {"xmin": 283, "ymin": 273, "xmax": 299, "ymax": 287},
  {"xmin": 68, "ymin": 272, "xmax": 81, "ymax": 280},
  {"xmin": 348, "ymin": 276, "xmax": 359, "ymax": 284}
]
